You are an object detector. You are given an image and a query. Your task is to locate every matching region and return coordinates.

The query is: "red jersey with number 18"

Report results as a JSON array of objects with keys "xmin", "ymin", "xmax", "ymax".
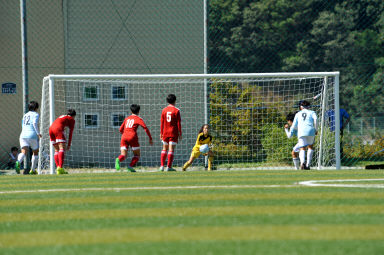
[{"xmin": 160, "ymin": 105, "xmax": 182, "ymax": 140}]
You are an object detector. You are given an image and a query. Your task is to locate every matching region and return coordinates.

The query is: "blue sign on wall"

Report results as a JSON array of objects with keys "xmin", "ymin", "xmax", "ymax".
[{"xmin": 2, "ymin": 83, "xmax": 16, "ymax": 94}]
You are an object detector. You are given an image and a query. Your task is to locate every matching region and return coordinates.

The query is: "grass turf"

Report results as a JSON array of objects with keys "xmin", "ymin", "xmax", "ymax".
[{"xmin": 0, "ymin": 169, "xmax": 383, "ymax": 254}]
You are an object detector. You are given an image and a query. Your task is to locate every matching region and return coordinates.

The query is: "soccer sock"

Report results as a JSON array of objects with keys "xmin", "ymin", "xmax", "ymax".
[
  {"xmin": 208, "ymin": 156, "xmax": 213, "ymax": 170},
  {"xmin": 293, "ymin": 158, "xmax": 300, "ymax": 170},
  {"xmin": 54, "ymin": 152, "xmax": 59, "ymax": 167},
  {"xmin": 183, "ymin": 161, "xmax": 191, "ymax": 170},
  {"xmin": 160, "ymin": 150, "xmax": 167, "ymax": 166},
  {"xmin": 307, "ymin": 149, "xmax": 314, "ymax": 167},
  {"xmin": 167, "ymin": 151, "xmax": 174, "ymax": 168},
  {"xmin": 130, "ymin": 156, "xmax": 140, "ymax": 167},
  {"xmin": 58, "ymin": 149, "xmax": 65, "ymax": 168},
  {"xmin": 31, "ymin": 155, "xmax": 38, "ymax": 171},
  {"xmin": 17, "ymin": 153, "xmax": 25, "ymax": 164},
  {"xmin": 299, "ymin": 150, "xmax": 306, "ymax": 165},
  {"xmin": 118, "ymin": 155, "xmax": 126, "ymax": 162}
]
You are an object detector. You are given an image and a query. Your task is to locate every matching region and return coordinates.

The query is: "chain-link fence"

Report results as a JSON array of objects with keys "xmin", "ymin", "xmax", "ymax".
[{"xmin": 1, "ymin": 0, "xmax": 383, "ymax": 170}]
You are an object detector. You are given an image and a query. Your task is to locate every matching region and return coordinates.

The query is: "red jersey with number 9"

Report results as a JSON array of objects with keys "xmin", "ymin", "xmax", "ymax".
[{"xmin": 160, "ymin": 105, "xmax": 182, "ymax": 139}]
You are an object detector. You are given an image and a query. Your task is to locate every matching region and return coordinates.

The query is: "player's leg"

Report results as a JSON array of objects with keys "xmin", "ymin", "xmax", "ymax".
[
  {"xmin": 306, "ymin": 137, "xmax": 315, "ymax": 169},
  {"xmin": 166, "ymin": 141, "xmax": 177, "ymax": 171},
  {"xmin": 16, "ymin": 138, "xmax": 29, "ymax": 173},
  {"xmin": 127, "ymin": 148, "xmax": 140, "ymax": 172},
  {"xmin": 207, "ymin": 150, "xmax": 214, "ymax": 171},
  {"xmin": 297, "ymin": 137, "xmax": 308, "ymax": 170},
  {"xmin": 116, "ymin": 139, "xmax": 128, "ymax": 171},
  {"xmin": 160, "ymin": 140, "xmax": 169, "ymax": 171},
  {"xmin": 292, "ymin": 143, "xmax": 300, "ymax": 170},
  {"xmin": 30, "ymin": 139, "xmax": 39, "ymax": 174},
  {"xmin": 56, "ymin": 143, "xmax": 68, "ymax": 174},
  {"xmin": 182, "ymin": 150, "xmax": 198, "ymax": 171}
]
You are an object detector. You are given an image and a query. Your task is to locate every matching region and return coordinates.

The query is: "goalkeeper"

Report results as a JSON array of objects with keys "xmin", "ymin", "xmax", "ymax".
[{"xmin": 182, "ymin": 124, "xmax": 214, "ymax": 171}]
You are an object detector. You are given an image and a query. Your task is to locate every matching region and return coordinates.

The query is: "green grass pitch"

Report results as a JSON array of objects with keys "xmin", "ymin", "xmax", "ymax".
[{"xmin": 1, "ymin": 169, "xmax": 384, "ymax": 254}]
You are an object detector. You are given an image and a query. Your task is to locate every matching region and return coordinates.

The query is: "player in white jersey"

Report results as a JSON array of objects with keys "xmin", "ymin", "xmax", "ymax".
[
  {"xmin": 16, "ymin": 101, "xmax": 42, "ymax": 175},
  {"xmin": 284, "ymin": 112, "xmax": 300, "ymax": 170},
  {"xmin": 289, "ymin": 100, "xmax": 317, "ymax": 170}
]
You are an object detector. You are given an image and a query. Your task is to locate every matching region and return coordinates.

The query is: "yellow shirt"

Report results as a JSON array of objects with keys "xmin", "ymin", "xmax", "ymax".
[{"xmin": 192, "ymin": 133, "xmax": 212, "ymax": 152}]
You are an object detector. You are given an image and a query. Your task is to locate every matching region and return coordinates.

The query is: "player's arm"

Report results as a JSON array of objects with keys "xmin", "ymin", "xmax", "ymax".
[
  {"xmin": 284, "ymin": 126, "xmax": 293, "ymax": 138},
  {"xmin": 119, "ymin": 119, "xmax": 125, "ymax": 134},
  {"xmin": 33, "ymin": 114, "xmax": 42, "ymax": 138},
  {"xmin": 176, "ymin": 110, "xmax": 182, "ymax": 140},
  {"xmin": 289, "ymin": 115, "xmax": 298, "ymax": 137},
  {"xmin": 313, "ymin": 112, "xmax": 318, "ymax": 133},
  {"xmin": 67, "ymin": 119, "xmax": 75, "ymax": 150},
  {"xmin": 160, "ymin": 111, "xmax": 165, "ymax": 140},
  {"xmin": 139, "ymin": 119, "xmax": 153, "ymax": 145}
]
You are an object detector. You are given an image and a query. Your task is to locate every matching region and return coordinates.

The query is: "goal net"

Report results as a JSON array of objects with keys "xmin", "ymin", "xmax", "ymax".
[{"xmin": 39, "ymin": 73, "xmax": 340, "ymax": 174}]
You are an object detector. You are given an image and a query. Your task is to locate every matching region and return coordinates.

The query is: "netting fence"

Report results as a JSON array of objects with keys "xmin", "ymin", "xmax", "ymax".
[{"xmin": 1, "ymin": 0, "xmax": 383, "ymax": 170}]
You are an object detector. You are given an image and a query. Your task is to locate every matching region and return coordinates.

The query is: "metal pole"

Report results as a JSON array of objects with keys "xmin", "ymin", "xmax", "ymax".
[
  {"xmin": 20, "ymin": 0, "xmax": 29, "ymax": 114},
  {"xmin": 317, "ymin": 77, "xmax": 328, "ymax": 170},
  {"xmin": 203, "ymin": 0, "xmax": 209, "ymax": 168},
  {"xmin": 334, "ymin": 74, "xmax": 341, "ymax": 169},
  {"xmin": 20, "ymin": 0, "xmax": 30, "ymax": 173}
]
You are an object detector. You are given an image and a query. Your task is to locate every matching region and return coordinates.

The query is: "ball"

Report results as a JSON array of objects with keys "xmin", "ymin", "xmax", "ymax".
[{"xmin": 199, "ymin": 144, "xmax": 209, "ymax": 154}]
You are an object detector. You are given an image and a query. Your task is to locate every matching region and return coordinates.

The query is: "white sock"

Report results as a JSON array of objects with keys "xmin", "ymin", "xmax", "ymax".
[
  {"xmin": 299, "ymin": 150, "xmax": 306, "ymax": 165},
  {"xmin": 307, "ymin": 149, "xmax": 314, "ymax": 167},
  {"xmin": 293, "ymin": 158, "xmax": 300, "ymax": 170},
  {"xmin": 17, "ymin": 153, "xmax": 25, "ymax": 164},
  {"xmin": 31, "ymin": 155, "xmax": 38, "ymax": 171}
]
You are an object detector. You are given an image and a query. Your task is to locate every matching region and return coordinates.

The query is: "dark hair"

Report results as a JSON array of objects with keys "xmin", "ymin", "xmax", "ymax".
[
  {"xmin": 67, "ymin": 109, "xmax": 76, "ymax": 117},
  {"xmin": 286, "ymin": 112, "xmax": 296, "ymax": 122},
  {"xmin": 199, "ymin": 124, "xmax": 209, "ymax": 134},
  {"xmin": 166, "ymin": 94, "xmax": 176, "ymax": 104},
  {"xmin": 28, "ymin": 101, "xmax": 39, "ymax": 111},
  {"xmin": 11, "ymin": 147, "xmax": 18, "ymax": 152},
  {"xmin": 299, "ymin": 100, "xmax": 310, "ymax": 108},
  {"xmin": 130, "ymin": 104, "xmax": 140, "ymax": 114}
]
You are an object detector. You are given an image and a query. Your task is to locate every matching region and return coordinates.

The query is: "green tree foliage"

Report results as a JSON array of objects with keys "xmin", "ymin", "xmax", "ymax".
[{"xmin": 209, "ymin": 0, "xmax": 384, "ymax": 118}]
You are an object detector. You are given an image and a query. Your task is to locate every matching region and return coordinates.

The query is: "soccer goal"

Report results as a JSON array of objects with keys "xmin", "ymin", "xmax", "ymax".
[{"xmin": 39, "ymin": 72, "xmax": 340, "ymax": 174}]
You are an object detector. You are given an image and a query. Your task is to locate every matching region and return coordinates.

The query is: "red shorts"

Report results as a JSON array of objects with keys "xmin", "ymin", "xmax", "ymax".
[
  {"xmin": 120, "ymin": 136, "xmax": 140, "ymax": 150},
  {"xmin": 162, "ymin": 136, "xmax": 178, "ymax": 145},
  {"xmin": 49, "ymin": 129, "xmax": 66, "ymax": 144}
]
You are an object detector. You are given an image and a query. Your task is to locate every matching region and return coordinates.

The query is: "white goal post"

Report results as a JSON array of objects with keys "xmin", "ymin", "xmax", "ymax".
[{"xmin": 39, "ymin": 72, "xmax": 340, "ymax": 174}]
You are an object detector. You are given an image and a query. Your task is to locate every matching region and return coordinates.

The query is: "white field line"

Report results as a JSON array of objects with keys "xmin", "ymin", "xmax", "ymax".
[
  {"xmin": 299, "ymin": 178, "xmax": 384, "ymax": 188},
  {"xmin": 0, "ymin": 184, "xmax": 297, "ymax": 195}
]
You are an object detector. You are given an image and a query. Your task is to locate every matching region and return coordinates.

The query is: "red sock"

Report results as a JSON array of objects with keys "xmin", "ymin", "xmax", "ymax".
[
  {"xmin": 54, "ymin": 152, "xmax": 59, "ymax": 167},
  {"xmin": 58, "ymin": 149, "xmax": 65, "ymax": 168},
  {"xmin": 167, "ymin": 151, "xmax": 174, "ymax": 168},
  {"xmin": 118, "ymin": 155, "xmax": 126, "ymax": 162},
  {"xmin": 130, "ymin": 156, "xmax": 140, "ymax": 167},
  {"xmin": 160, "ymin": 150, "xmax": 167, "ymax": 166}
]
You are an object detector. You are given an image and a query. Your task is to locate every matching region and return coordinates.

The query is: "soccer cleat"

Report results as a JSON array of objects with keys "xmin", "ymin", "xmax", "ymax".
[
  {"xmin": 56, "ymin": 167, "xmax": 68, "ymax": 175},
  {"xmin": 182, "ymin": 166, "xmax": 186, "ymax": 171},
  {"xmin": 29, "ymin": 170, "xmax": 38, "ymax": 175},
  {"xmin": 159, "ymin": 166, "xmax": 164, "ymax": 172},
  {"xmin": 15, "ymin": 161, "xmax": 20, "ymax": 174},
  {"xmin": 300, "ymin": 164, "xmax": 306, "ymax": 170},
  {"xmin": 305, "ymin": 165, "xmax": 311, "ymax": 170},
  {"xmin": 115, "ymin": 158, "xmax": 120, "ymax": 171},
  {"xmin": 127, "ymin": 166, "xmax": 136, "ymax": 172},
  {"xmin": 166, "ymin": 167, "xmax": 176, "ymax": 172}
]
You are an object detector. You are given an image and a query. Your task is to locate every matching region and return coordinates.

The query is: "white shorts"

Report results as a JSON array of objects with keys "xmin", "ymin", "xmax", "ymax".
[
  {"xmin": 19, "ymin": 137, "xmax": 39, "ymax": 150},
  {"xmin": 298, "ymin": 136, "xmax": 315, "ymax": 148},
  {"xmin": 162, "ymin": 140, "xmax": 177, "ymax": 145},
  {"xmin": 292, "ymin": 143, "xmax": 300, "ymax": 153},
  {"xmin": 120, "ymin": 146, "xmax": 140, "ymax": 151}
]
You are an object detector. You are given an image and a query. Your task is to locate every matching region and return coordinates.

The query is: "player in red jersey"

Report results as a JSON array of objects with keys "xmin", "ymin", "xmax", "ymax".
[
  {"xmin": 159, "ymin": 94, "xmax": 182, "ymax": 171},
  {"xmin": 115, "ymin": 104, "xmax": 153, "ymax": 172},
  {"xmin": 48, "ymin": 109, "xmax": 76, "ymax": 174}
]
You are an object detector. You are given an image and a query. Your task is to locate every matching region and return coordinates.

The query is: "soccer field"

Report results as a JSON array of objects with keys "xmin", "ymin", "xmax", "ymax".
[{"xmin": 1, "ymin": 170, "xmax": 384, "ymax": 255}]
